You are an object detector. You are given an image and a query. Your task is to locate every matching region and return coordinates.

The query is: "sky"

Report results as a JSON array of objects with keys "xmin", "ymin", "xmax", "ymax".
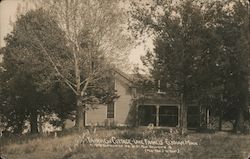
[
  {"xmin": 0, "ymin": 0, "xmax": 20, "ymax": 48},
  {"xmin": 0, "ymin": 0, "xmax": 152, "ymax": 70}
]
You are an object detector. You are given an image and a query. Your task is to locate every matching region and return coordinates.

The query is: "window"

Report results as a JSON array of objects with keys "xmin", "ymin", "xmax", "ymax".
[
  {"xmin": 107, "ymin": 102, "xmax": 114, "ymax": 118},
  {"xmin": 159, "ymin": 106, "xmax": 178, "ymax": 127},
  {"xmin": 157, "ymin": 80, "xmax": 166, "ymax": 94}
]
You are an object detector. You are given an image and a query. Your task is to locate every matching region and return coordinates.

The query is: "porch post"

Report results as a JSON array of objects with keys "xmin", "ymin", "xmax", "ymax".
[
  {"xmin": 136, "ymin": 104, "xmax": 139, "ymax": 127},
  {"xmin": 178, "ymin": 105, "xmax": 181, "ymax": 128},
  {"xmin": 206, "ymin": 109, "xmax": 210, "ymax": 127},
  {"xmin": 156, "ymin": 105, "xmax": 159, "ymax": 127}
]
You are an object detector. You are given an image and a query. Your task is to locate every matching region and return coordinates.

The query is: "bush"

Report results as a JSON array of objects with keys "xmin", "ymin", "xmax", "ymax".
[
  {"xmin": 104, "ymin": 119, "xmax": 117, "ymax": 128},
  {"xmin": 197, "ymin": 127, "xmax": 216, "ymax": 134},
  {"xmin": 242, "ymin": 120, "xmax": 250, "ymax": 134},
  {"xmin": 117, "ymin": 128, "xmax": 183, "ymax": 140},
  {"xmin": 117, "ymin": 129, "xmax": 144, "ymax": 139}
]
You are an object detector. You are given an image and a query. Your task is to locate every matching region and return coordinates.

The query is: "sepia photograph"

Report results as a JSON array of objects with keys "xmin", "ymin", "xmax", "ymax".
[{"xmin": 0, "ymin": 0, "xmax": 249, "ymax": 158}]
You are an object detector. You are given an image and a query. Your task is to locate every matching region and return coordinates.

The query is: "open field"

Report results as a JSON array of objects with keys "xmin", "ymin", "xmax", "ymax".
[{"xmin": 1, "ymin": 128, "xmax": 250, "ymax": 159}]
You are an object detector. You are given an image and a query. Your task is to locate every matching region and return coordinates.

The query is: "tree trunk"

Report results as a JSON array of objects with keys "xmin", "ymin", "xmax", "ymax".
[
  {"xmin": 218, "ymin": 113, "xmax": 222, "ymax": 131},
  {"xmin": 233, "ymin": 8, "xmax": 250, "ymax": 133},
  {"xmin": 73, "ymin": 42, "xmax": 85, "ymax": 130},
  {"xmin": 75, "ymin": 95, "xmax": 85, "ymax": 130},
  {"xmin": 30, "ymin": 110, "xmax": 38, "ymax": 134},
  {"xmin": 180, "ymin": 93, "xmax": 187, "ymax": 134},
  {"xmin": 234, "ymin": 73, "xmax": 248, "ymax": 133},
  {"xmin": 234, "ymin": 109, "xmax": 244, "ymax": 133},
  {"xmin": 218, "ymin": 105, "xmax": 223, "ymax": 131}
]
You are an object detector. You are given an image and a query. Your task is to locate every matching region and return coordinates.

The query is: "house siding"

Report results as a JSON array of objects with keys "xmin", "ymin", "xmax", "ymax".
[
  {"xmin": 84, "ymin": 71, "xmax": 134, "ymax": 127},
  {"xmin": 86, "ymin": 104, "xmax": 107, "ymax": 126},
  {"xmin": 114, "ymin": 76, "xmax": 133, "ymax": 126}
]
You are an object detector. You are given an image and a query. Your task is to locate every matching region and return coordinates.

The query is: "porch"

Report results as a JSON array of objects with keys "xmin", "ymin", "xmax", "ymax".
[{"xmin": 136, "ymin": 104, "xmax": 200, "ymax": 129}]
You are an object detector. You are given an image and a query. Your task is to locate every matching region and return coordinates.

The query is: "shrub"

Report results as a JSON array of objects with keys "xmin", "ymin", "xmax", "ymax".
[
  {"xmin": 242, "ymin": 120, "xmax": 250, "ymax": 134},
  {"xmin": 118, "ymin": 129, "xmax": 144, "ymax": 139},
  {"xmin": 24, "ymin": 144, "xmax": 37, "ymax": 154},
  {"xmin": 104, "ymin": 119, "xmax": 117, "ymax": 128}
]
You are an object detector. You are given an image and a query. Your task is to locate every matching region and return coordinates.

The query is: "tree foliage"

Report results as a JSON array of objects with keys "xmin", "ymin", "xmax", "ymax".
[
  {"xmin": 27, "ymin": 0, "xmax": 133, "ymax": 130},
  {"xmin": 130, "ymin": 0, "xmax": 249, "ymax": 132},
  {"xmin": 0, "ymin": 9, "xmax": 73, "ymax": 134},
  {"xmin": 1, "ymin": 0, "xmax": 131, "ymax": 132}
]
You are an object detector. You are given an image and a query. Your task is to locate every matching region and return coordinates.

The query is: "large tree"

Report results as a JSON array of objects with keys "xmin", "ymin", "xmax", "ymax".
[
  {"xmin": 3, "ymin": 0, "xmax": 132, "ymax": 131},
  {"xmin": 130, "ymin": 0, "xmax": 249, "ymax": 132},
  {"xmin": 29, "ymin": 0, "xmax": 132, "ymax": 130},
  {"xmin": 215, "ymin": 0, "xmax": 249, "ymax": 132},
  {"xmin": 130, "ymin": 0, "xmax": 217, "ymax": 131},
  {"xmin": 0, "ymin": 9, "xmax": 70, "ymax": 134}
]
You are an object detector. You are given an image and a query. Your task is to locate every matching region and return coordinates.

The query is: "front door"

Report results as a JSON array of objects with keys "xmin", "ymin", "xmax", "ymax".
[{"xmin": 138, "ymin": 105, "xmax": 156, "ymax": 126}]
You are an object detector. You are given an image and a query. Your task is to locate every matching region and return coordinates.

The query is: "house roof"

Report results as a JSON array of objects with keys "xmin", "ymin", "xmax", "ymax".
[{"xmin": 112, "ymin": 68, "xmax": 134, "ymax": 86}]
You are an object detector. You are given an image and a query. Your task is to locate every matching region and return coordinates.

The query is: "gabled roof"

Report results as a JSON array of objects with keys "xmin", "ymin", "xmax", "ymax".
[{"xmin": 112, "ymin": 68, "xmax": 134, "ymax": 86}]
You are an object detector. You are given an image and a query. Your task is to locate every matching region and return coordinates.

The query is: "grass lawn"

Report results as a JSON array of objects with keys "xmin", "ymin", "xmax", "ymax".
[{"xmin": 0, "ymin": 128, "xmax": 250, "ymax": 159}]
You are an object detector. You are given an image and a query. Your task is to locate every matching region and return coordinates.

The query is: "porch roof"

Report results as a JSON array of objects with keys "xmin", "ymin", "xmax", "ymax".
[{"xmin": 136, "ymin": 93, "xmax": 180, "ymax": 105}]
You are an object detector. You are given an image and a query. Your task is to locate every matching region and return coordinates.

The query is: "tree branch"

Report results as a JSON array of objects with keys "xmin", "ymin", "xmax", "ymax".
[{"xmin": 32, "ymin": 34, "xmax": 78, "ymax": 95}]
